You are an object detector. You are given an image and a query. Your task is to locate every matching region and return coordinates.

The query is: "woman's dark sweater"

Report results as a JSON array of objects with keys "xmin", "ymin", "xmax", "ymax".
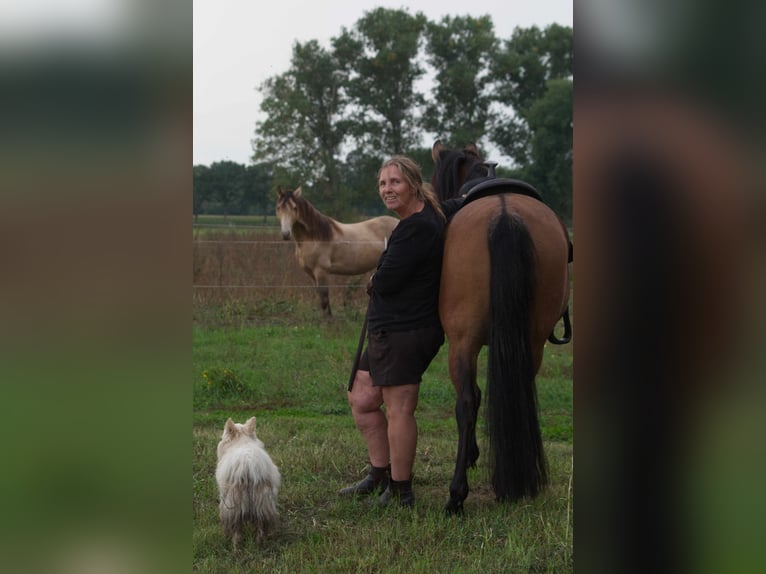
[{"xmin": 367, "ymin": 203, "xmax": 445, "ymax": 332}]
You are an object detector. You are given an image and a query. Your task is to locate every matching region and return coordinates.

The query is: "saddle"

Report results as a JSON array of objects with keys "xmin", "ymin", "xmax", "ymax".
[
  {"xmin": 457, "ymin": 170, "xmax": 572, "ymax": 264},
  {"xmin": 459, "ymin": 176, "xmax": 544, "ymax": 206},
  {"xmin": 458, "ymin": 159, "xmax": 544, "ymax": 206}
]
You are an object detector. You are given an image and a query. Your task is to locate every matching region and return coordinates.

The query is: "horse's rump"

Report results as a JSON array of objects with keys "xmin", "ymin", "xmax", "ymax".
[{"xmin": 441, "ymin": 194, "xmax": 570, "ymax": 350}]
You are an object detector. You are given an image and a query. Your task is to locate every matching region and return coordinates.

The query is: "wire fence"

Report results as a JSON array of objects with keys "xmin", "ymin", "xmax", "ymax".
[{"xmin": 192, "ymin": 231, "xmax": 373, "ymax": 320}]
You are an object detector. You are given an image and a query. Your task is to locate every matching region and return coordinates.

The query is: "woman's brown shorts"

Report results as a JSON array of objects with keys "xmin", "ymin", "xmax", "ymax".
[{"xmin": 358, "ymin": 325, "xmax": 444, "ymax": 387}]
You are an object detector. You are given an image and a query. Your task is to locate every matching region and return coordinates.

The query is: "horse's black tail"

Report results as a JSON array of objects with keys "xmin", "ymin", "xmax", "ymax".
[{"xmin": 486, "ymin": 208, "xmax": 547, "ymax": 501}]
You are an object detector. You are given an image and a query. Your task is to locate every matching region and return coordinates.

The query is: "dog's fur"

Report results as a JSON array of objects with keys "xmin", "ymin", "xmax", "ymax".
[{"xmin": 215, "ymin": 416, "xmax": 280, "ymax": 547}]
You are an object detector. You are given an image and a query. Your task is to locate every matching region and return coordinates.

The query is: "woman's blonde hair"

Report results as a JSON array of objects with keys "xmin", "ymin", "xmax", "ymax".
[{"xmin": 378, "ymin": 155, "xmax": 445, "ymax": 222}]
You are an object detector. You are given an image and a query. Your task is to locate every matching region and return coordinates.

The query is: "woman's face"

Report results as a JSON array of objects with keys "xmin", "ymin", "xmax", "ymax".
[{"xmin": 378, "ymin": 164, "xmax": 420, "ymax": 218}]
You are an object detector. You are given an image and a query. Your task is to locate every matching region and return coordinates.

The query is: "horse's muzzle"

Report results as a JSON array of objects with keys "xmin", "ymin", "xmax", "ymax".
[{"xmin": 281, "ymin": 231, "xmax": 291, "ymax": 240}]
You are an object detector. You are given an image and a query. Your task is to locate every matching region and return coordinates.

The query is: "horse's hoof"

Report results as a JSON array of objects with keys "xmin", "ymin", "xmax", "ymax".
[{"xmin": 444, "ymin": 500, "xmax": 464, "ymax": 516}]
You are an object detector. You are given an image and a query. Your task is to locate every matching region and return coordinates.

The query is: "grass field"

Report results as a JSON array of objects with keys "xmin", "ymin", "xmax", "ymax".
[{"xmin": 192, "ymin": 225, "xmax": 573, "ymax": 572}]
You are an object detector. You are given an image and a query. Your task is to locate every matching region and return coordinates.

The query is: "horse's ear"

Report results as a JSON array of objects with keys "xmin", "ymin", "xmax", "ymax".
[
  {"xmin": 294, "ymin": 186, "xmax": 303, "ymax": 197},
  {"xmin": 464, "ymin": 142, "xmax": 479, "ymax": 157},
  {"xmin": 432, "ymin": 140, "xmax": 445, "ymax": 162},
  {"xmin": 277, "ymin": 185, "xmax": 283, "ymax": 197}
]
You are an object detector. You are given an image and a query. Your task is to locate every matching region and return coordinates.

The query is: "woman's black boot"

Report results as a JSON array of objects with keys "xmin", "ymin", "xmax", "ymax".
[
  {"xmin": 339, "ymin": 464, "xmax": 390, "ymax": 497},
  {"xmin": 378, "ymin": 477, "xmax": 414, "ymax": 507}
]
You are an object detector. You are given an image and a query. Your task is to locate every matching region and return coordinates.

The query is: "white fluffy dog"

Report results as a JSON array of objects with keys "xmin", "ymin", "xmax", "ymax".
[{"xmin": 215, "ymin": 416, "xmax": 280, "ymax": 547}]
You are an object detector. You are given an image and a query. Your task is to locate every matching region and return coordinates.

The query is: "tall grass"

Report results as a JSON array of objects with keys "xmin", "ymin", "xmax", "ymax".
[
  {"xmin": 193, "ymin": 311, "xmax": 572, "ymax": 572},
  {"xmin": 193, "ymin": 224, "xmax": 573, "ymax": 571}
]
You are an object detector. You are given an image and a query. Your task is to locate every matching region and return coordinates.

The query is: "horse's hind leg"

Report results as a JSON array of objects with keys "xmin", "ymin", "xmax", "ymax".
[
  {"xmin": 446, "ymin": 347, "xmax": 480, "ymax": 515},
  {"xmin": 312, "ymin": 270, "xmax": 332, "ymax": 316},
  {"xmin": 468, "ymin": 380, "xmax": 481, "ymax": 468},
  {"xmin": 317, "ymin": 284, "xmax": 331, "ymax": 316}
]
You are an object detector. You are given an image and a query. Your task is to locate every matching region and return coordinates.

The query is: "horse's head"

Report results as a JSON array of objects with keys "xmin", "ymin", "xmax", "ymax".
[
  {"xmin": 431, "ymin": 140, "xmax": 489, "ymax": 200},
  {"xmin": 275, "ymin": 186, "xmax": 302, "ymax": 239}
]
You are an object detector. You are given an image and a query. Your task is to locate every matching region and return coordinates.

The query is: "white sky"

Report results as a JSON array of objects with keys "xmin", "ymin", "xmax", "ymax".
[{"xmin": 193, "ymin": 0, "xmax": 572, "ymax": 166}]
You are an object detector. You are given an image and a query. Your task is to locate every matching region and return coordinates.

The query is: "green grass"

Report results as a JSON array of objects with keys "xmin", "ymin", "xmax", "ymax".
[{"xmin": 193, "ymin": 309, "xmax": 573, "ymax": 572}]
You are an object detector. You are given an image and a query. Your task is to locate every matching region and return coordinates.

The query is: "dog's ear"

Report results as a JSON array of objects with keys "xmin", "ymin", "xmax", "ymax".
[
  {"xmin": 224, "ymin": 418, "xmax": 237, "ymax": 437},
  {"xmin": 244, "ymin": 416, "xmax": 256, "ymax": 435}
]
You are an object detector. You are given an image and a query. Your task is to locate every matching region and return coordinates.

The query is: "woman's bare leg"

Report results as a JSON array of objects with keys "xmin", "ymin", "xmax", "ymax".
[
  {"xmin": 381, "ymin": 384, "xmax": 420, "ymax": 481},
  {"xmin": 347, "ymin": 369, "xmax": 388, "ymax": 467}
]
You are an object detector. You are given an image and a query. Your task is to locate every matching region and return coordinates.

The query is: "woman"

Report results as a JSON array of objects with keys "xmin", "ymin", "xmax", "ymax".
[{"xmin": 340, "ymin": 156, "xmax": 450, "ymax": 507}]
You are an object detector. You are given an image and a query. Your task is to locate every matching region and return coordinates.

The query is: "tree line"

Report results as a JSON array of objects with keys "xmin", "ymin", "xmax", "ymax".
[{"xmin": 194, "ymin": 8, "xmax": 572, "ymax": 223}]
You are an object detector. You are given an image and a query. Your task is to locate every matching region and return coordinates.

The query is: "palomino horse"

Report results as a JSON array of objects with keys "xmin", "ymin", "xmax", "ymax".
[
  {"xmin": 276, "ymin": 186, "xmax": 399, "ymax": 316},
  {"xmin": 431, "ymin": 141, "xmax": 571, "ymax": 514}
]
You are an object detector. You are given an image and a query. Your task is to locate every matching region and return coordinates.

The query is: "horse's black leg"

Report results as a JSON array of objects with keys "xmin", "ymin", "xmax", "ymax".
[
  {"xmin": 314, "ymin": 275, "xmax": 332, "ymax": 316},
  {"xmin": 446, "ymin": 354, "xmax": 478, "ymax": 515},
  {"xmin": 467, "ymin": 383, "xmax": 481, "ymax": 468},
  {"xmin": 319, "ymin": 285, "xmax": 331, "ymax": 316}
]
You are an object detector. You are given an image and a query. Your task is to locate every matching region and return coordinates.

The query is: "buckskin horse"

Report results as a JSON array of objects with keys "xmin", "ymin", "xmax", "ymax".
[
  {"xmin": 431, "ymin": 141, "xmax": 572, "ymax": 514},
  {"xmin": 276, "ymin": 186, "xmax": 399, "ymax": 316}
]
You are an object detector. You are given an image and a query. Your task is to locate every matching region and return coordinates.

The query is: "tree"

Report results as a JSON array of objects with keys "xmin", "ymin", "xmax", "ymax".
[
  {"xmin": 422, "ymin": 15, "xmax": 498, "ymax": 147},
  {"xmin": 520, "ymin": 78, "xmax": 573, "ymax": 222},
  {"xmin": 241, "ymin": 163, "xmax": 274, "ymax": 219},
  {"xmin": 489, "ymin": 24, "xmax": 573, "ymax": 164},
  {"xmin": 488, "ymin": 24, "xmax": 573, "ymax": 222},
  {"xmin": 540, "ymin": 23, "xmax": 573, "ymax": 80},
  {"xmin": 333, "ymin": 8, "xmax": 427, "ymax": 156},
  {"xmin": 193, "ymin": 164, "xmax": 212, "ymax": 221},
  {"xmin": 252, "ymin": 40, "xmax": 348, "ymax": 210},
  {"xmin": 208, "ymin": 161, "xmax": 245, "ymax": 220},
  {"xmin": 340, "ymin": 149, "xmax": 386, "ymax": 215}
]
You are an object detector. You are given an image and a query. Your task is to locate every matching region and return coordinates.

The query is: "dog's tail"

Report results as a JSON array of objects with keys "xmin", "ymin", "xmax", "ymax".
[
  {"xmin": 218, "ymin": 455, "xmax": 281, "ymax": 537},
  {"xmin": 219, "ymin": 479, "xmax": 280, "ymax": 539}
]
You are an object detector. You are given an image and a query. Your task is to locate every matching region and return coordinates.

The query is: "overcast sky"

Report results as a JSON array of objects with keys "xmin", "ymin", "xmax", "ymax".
[{"xmin": 193, "ymin": 0, "xmax": 572, "ymax": 166}]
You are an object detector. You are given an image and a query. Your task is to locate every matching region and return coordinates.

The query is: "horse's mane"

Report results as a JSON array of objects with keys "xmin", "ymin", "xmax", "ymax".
[
  {"xmin": 291, "ymin": 193, "xmax": 341, "ymax": 242},
  {"xmin": 433, "ymin": 149, "xmax": 488, "ymax": 201}
]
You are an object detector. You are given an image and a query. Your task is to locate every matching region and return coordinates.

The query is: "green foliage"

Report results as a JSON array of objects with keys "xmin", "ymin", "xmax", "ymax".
[
  {"xmin": 339, "ymin": 149, "xmax": 386, "ymax": 215},
  {"xmin": 241, "ymin": 163, "xmax": 274, "ymax": 215},
  {"xmin": 207, "ymin": 160, "xmax": 246, "ymax": 218},
  {"xmin": 406, "ymin": 146, "xmax": 438, "ymax": 184},
  {"xmin": 198, "ymin": 367, "xmax": 249, "ymax": 404},
  {"xmin": 490, "ymin": 24, "xmax": 572, "ymax": 118},
  {"xmin": 334, "ymin": 8, "xmax": 428, "ymax": 156},
  {"xmin": 522, "ymin": 78, "xmax": 573, "ymax": 221},
  {"xmin": 423, "ymin": 15, "xmax": 497, "ymax": 146},
  {"xmin": 489, "ymin": 24, "xmax": 573, "ymax": 223},
  {"xmin": 193, "ymin": 164, "xmax": 212, "ymax": 219},
  {"xmin": 253, "ymin": 40, "xmax": 347, "ymax": 211},
  {"xmin": 194, "ymin": 161, "xmax": 275, "ymax": 217}
]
